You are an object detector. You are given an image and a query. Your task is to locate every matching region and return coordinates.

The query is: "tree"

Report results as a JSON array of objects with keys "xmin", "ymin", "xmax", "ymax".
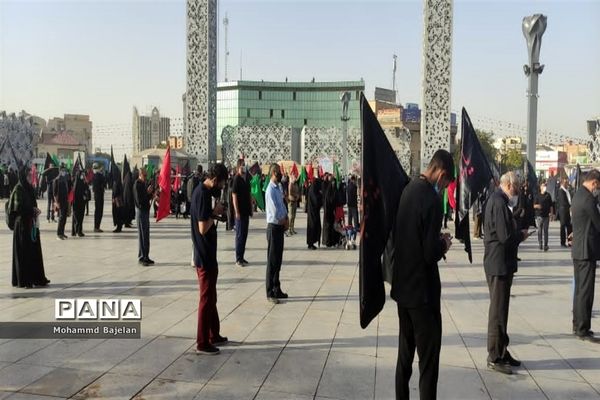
[
  {"xmin": 504, "ymin": 149, "xmax": 524, "ymax": 171},
  {"xmin": 452, "ymin": 129, "xmax": 498, "ymax": 170}
]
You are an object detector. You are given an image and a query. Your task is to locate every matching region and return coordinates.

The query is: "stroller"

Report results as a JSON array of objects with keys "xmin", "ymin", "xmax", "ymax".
[{"xmin": 333, "ymin": 207, "xmax": 357, "ymax": 250}]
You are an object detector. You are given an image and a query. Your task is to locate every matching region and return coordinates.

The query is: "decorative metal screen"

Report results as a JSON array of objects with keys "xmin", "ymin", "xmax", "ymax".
[{"xmin": 0, "ymin": 112, "xmax": 38, "ymax": 169}]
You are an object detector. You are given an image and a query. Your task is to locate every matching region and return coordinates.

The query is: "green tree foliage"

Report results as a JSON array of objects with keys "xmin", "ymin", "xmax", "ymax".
[
  {"xmin": 452, "ymin": 129, "xmax": 498, "ymax": 168},
  {"xmin": 504, "ymin": 149, "xmax": 524, "ymax": 171}
]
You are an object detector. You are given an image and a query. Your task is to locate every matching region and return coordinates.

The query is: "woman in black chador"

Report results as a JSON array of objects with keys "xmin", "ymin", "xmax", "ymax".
[
  {"xmin": 321, "ymin": 175, "xmax": 341, "ymax": 247},
  {"xmin": 306, "ymin": 178, "xmax": 323, "ymax": 250},
  {"xmin": 10, "ymin": 166, "xmax": 50, "ymax": 288}
]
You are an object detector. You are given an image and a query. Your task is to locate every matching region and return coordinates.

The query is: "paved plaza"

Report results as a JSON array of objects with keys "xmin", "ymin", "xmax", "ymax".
[{"xmin": 1, "ymin": 197, "xmax": 600, "ymax": 399}]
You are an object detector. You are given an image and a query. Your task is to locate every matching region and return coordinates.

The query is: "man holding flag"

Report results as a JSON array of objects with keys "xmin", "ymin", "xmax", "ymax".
[{"xmin": 134, "ymin": 167, "xmax": 155, "ymax": 266}]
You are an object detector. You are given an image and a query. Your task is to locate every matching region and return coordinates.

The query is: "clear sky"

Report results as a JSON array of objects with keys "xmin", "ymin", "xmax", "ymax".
[{"xmin": 0, "ymin": 0, "xmax": 598, "ymax": 140}]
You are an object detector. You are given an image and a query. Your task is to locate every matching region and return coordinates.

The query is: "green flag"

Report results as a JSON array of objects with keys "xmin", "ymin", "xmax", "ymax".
[
  {"xmin": 51, "ymin": 154, "xmax": 60, "ymax": 167},
  {"xmin": 298, "ymin": 166, "xmax": 307, "ymax": 187},
  {"xmin": 443, "ymin": 188, "xmax": 448, "ymax": 215},
  {"xmin": 334, "ymin": 163, "xmax": 341, "ymax": 188},
  {"xmin": 262, "ymin": 174, "xmax": 270, "ymax": 192},
  {"xmin": 146, "ymin": 164, "xmax": 155, "ymax": 180},
  {"xmin": 250, "ymin": 174, "xmax": 265, "ymax": 211}
]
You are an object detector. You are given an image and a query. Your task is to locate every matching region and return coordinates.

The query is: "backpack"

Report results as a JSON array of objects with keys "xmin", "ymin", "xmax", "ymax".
[{"xmin": 5, "ymin": 197, "xmax": 15, "ymax": 231}]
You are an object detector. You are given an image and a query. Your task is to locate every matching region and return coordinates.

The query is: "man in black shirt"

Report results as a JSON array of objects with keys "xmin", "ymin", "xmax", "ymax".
[
  {"xmin": 557, "ymin": 178, "xmax": 573, "ymax": 247},
  {"xmin": 483, "ymin": 171, "xmax": 532, "ymax": 375},
  {"xmin": 570, "ymin": 170, "xmax": 600, "ymax": 342},
  {"xmin": 391, "ymin": 150, "xmax": 454, "ymax": 400},
  {"xmin": 231, "ymin": 159, "xmax": 252, "ymax": 267},
  {"xmin": 191, "ymin": 163, "xmax": 229, "ymax": 355},
  {"xmin": 134, "ymin": 168, "xmax": 154, "ymax": 266},
  {"xmin": 346, "ymin": 175, "xmax": 359, "ymax": 230},
  {"xmin": 534, "ymin": 182, "xmax": 554, "ymax": 251},
  {"xmin": 53, "ymin": 165, "xmax": 70, "ymax": 240},
  {"xmin": 92, "ymin": 163, "xmax": 106, "ymax": 232}
]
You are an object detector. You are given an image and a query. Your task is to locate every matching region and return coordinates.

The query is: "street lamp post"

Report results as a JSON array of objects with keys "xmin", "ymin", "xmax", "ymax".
[
  {"xmin": 522, "ymin": 14, "xmax": 547, "ymax": 168},
  {"xmin": 340, "ymin": 91, "xmax": 351, "ymax": 176}
]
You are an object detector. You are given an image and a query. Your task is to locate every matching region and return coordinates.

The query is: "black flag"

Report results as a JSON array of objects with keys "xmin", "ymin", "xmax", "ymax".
[
  {"xmin": 359, "ymin": 93, "xmax": 409, "ymax": 329},
  {"xmin": 72, "ymin": 153, "xmax": 83, "ymax": 176},
  {"xmin": 455, "ymin": 108, "xmax": 494, "ymax": 263},
  {"xmin": 122, "ymin": 154, "xmax": 131, "ymax": 181},
  {"xmin": 110, "ymin": 146, "xmax": 121, "ymax": 187},
  {"xmin": 574, "ymin": 164, "xmax": 582, "ymax": 190},
  {"xmin": 526, "ymin": 160, "xmax": 539, "ymax": 196}
]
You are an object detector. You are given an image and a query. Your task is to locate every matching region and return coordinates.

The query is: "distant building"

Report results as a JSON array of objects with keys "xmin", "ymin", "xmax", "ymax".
[
  {"xmin": 215, "ymin": 80, "xmax": 365, "ymax": 139},
  {"xmin": 37, "ymin": 114, "xmax": 92, "ymax": 158},
  {"xmin": 132, "ymin": 107, "xmax": 170, "ymax": 154}
]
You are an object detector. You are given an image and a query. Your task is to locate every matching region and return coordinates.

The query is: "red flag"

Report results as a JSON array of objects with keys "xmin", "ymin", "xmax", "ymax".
[
  {"xmin": 156, "ymin": 146, "xmax": 171, "ymax": 222},
  {"xmin": 306, "ymin": 164, "xmax": 314, "ymax": 182},
  {"xmin": 31, "ymin": 164, "xmax": 38, "ymax": 187},
  {"xmin": 290, "ymin": 163, "xmax": 299, "ymax": 178},
  {"xmin": 447, "ymin": 180, "xmax": 457, "ymax": 210},
  {"xmin": 173, "ymin": 164, "xmax": 181, "ymax": 192},
  {"xmin": 318, "ymin": 165, "xmax": 324, "ymax": 178}
]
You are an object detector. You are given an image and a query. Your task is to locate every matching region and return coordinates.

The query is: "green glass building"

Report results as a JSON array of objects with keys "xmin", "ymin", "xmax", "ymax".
[{"xmin": 217, "ymin": 80, "xmax": 365, "ymax": 142}]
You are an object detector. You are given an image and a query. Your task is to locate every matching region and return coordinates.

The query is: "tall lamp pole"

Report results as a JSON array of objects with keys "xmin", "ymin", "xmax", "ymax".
[
  {"xmin": 340, "ymin": 91, "xmax": 351, "ymax": 175},
  {"xmin": 522, "ymin": 14, "xmax": 547, "ymax": 169}
]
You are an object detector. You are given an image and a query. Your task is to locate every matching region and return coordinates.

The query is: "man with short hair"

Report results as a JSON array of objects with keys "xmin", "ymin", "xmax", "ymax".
[
  {"xmin": 191, "ymin": 163, "xmax": 229, "ymax": 354},
  {"xmin": 570, "ymin": 169, "xmax": 600, "ymax": 342},
  {"xmin": 534, "ymin": 182, "xmax": 554, "ymax": 251},
  {"xmin": 265, "ymin": 163, "xmax": 289, "ymax": 304},
  {"xmin": 53, "ymin": 165, "xmax": 70, "ymax": 240},
  {"xmin": 346, "ymin": 175, "xmax": 359, "ymax": 230},
  {"xmin": 557, "ymin": 178, "xmax": 573, "ymax": 247},
  {"xmin": 484, "ymin": 171, "xmax": 532, "ymax": 375},
  {"xmin": 134, "ymin": 168, "xmax": 155, "ymax": 266},
  {"xmin": 92, "ymin": 163, "xmax": 106, "ymax": 232},
  {"xmin": 391, "ymin": 150, "xmax": 454, "ymax": 400},
  {"xmin": 231, "ymin": 159, "xmax": 252, "ymax": 267}
]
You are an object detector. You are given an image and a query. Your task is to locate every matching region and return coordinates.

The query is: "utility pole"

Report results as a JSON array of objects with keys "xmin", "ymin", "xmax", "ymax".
[{"xmin": 392, "ymin": 54, "xmax": 398, "ymax": 102}]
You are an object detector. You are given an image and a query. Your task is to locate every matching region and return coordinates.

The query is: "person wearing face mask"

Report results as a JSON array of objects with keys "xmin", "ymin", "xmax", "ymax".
[
  {"xmin": 53, "ymin": 165, "xmax": 71, "ymax": 240},
  {"xmin": 191, "ymin": 163, "xmax": 229, "ymax": 355},
  {"xmin": 265, "ymin": 163, "xmax": 289, "ymax": 304},
  {"xmin": 570, "ymin": 169, "xmax": 600, "ymax": 342},
  {"xmin": 71, "ymin": 172, "xmax": 87, "ymax": 237},
  {"xmin": 134, "ymin": 168, "xmax": 155, "ymax": 266},
  {"xmin": 231, "ymin": 159, "xmax": 252, "ymax": 267},
  {"xmin": 533, "ymin": 182, "xmax": 554, "ymax": 251},
  {"xmin": 483, "ymin": 171, "xmax": 532, "ymax": 375},
  {"xmin": 557, "ymin": 178, "xmax": 573, "ymax": 248},
  {"xmin": 391, "ymin": 150, "xmax": 454, "ymax": 400}
]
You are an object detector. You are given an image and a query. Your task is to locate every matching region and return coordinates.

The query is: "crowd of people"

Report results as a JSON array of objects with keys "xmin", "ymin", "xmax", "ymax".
[{"xmin": 5, "ymin": 154, "xmax": 600, "ymax": 400}]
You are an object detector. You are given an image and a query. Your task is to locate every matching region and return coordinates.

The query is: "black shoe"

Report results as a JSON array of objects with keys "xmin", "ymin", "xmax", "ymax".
[
  {"xmin": 235, "ymin": 261, "xmax": 245, "ymax": 268},
  {"xmin": 267, "ymin": 297, "xmax": 280, "ymax": 304},
  {"xmin": 242, "ymin": 259, "xmax": 250, "ymax": 266},
  {"xmin": 517, "ymin": 257, "xmax": 522, "ymax": 261},
  {"xmin": 124, "ymin": 223, "xmax": 133, "ymax": 228},
  {"xmin": 94, "ymin": 228, "xmax": 103, "ymax": 233},
  {"xmin": 539, "ymin": 245, "xmax": 543, "ymax": 250},
  {"xmin": 211, "ymin": 336, "xmax": 228, "ymax": 346},
  {"xmin": 77, "ymin": 232, "xmax": 85, "ymax": 237},
  {"xmin": 112, "ymin": 228, "xmax": 122, "ymax": 233},
  {"xmin": 577, "ymin": 332, "xmax": 600, "ymax": 343},
  {"xmin": 274, "ymin": 290, "xmax": 288, "ymax": 299},
  {"xmin": 195, "ymin": 345, "xmax": 220, "ymax": 355},
  {"xmin": 487, "ymin": 360, "xmax": 512, "ymax": 375},
  {"xmin": 145, "ymin": 258, "xmax": 155, "ymax": 265},
  {"xmin": 503, "ymin": 351, "xmax": 521, "ymax": 367},
  {"xmin": 308, "ymin": 245, "xmax": 317, "ymax": 250},
  {"xmin": 544, "ymin": 246, "xmax": 549, "ymax": 252}
]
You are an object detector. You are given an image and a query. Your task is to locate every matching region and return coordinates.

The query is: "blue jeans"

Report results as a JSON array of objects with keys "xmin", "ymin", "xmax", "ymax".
[
  {"xmin": 136, "ymin": 208, "xmax": 150, "ymax": 261},
  {"xmin": 235, "ymin": 215, "xmax": 249, "ymax": 263}
]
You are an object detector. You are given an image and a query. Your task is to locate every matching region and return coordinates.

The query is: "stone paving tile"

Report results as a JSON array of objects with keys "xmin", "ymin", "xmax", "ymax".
[
  {"xmin": 261, "ymin": 348, "xmax": 329, "ymax": 396},
  {"xmin": 72, "ymin": 373, "xmax": 152, "ymax": 400},
  {"xmin": 109, "ymin": 336, "xmax": 193, "ymax": 378},
  {"xmin": 316, "ymin": 350, "xmax": 376, "ymax": 400},
  {"xmin": 0, "ymin": 363, "xmax": 55, "ymax": 391},
  {"xmin": 19, "ymin": 367, "xmax": 103, "ymax": 398},
  {"xmin": 192, "ymin": 382, "xmax": 258, "ymax": 400},
  {"xmin": 210, "ymin": 348, "xmax": 282, "ymax": 388},
  {"xmin": 5, "ymin": 393, "xmax": 67, "ymax": 399},
  {"xmin": 131, "ymin": 378, "xmax": 204, "ymax": 400},
  {"xmin": 158, "ymin": 349, "xmax": 232, "ymax": 384},
  {"xmin": 254, "ymin": 390, "xmax": 314, "ymax": 400}
]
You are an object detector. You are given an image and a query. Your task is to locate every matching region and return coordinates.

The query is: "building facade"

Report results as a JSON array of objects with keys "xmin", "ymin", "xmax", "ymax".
[
  {"xmin": 45, "ymin": 114, "xmax": 93, "ymax": 153},
  {"xmin": 216, "ymin": 80, "xmax": 365, "ymax": 142},
  {"xmin": 132, "ymin": 107, "xmax": 171, "ymax": 154}
]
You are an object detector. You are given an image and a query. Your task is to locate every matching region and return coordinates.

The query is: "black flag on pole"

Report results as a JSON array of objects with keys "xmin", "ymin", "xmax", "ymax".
[
  {"xmin": 359, "ymin": 93, "xmax": 409, "ymax": 329},
  {"xmin": 455, "ymin": 108, "xmax": 494, "ymax": 263}
]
